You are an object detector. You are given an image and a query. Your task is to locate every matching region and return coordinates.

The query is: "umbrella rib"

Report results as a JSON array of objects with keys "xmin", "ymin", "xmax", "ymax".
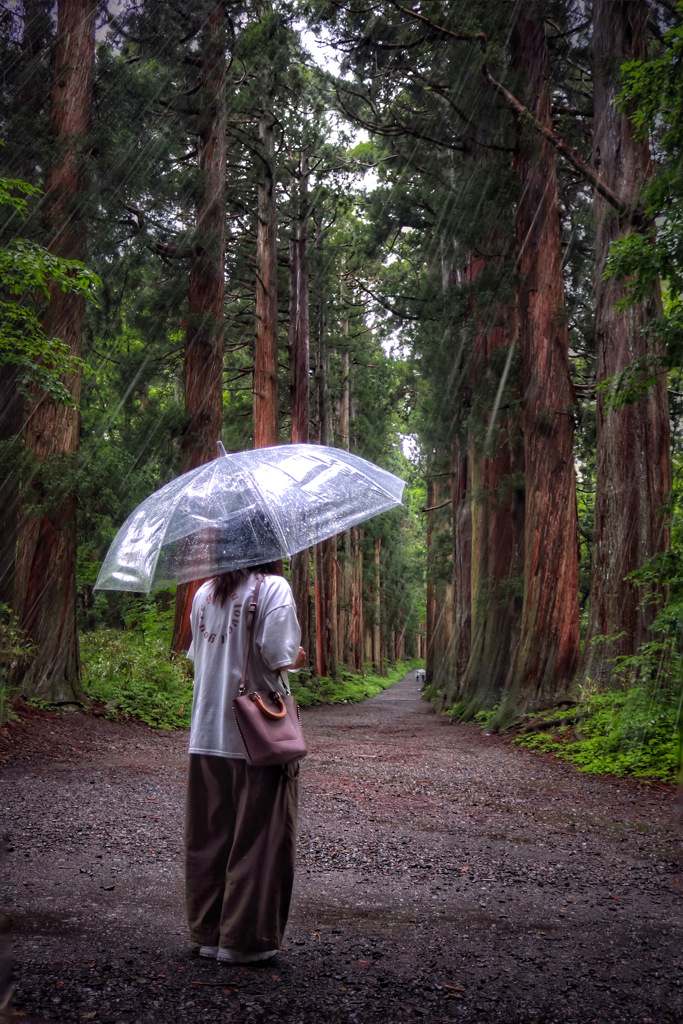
[
  {"xmin": 145, "ymin": 464, "xmax": 213, "ymax": 592},
  {"xmin": 236, "ymin": 457, "xmax": 292, "ymax": 558},
  {"xmin": 265, "ymin": 451, "xmax": 404, "ymax": 505},
  {"xmin": 324, "ymin": 452, "xmax": 405, "ymax": 504}
]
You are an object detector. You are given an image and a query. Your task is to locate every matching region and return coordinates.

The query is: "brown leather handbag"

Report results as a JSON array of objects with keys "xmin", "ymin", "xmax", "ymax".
[{"xmin": 232, "ymin": 575, "xmax": 307, "ymax": 767}]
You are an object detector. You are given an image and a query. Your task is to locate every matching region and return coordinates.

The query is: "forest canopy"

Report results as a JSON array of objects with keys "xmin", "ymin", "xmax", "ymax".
[{"xmin": 1, "ymin": 0, "xmax": 682, "ymax": 776}]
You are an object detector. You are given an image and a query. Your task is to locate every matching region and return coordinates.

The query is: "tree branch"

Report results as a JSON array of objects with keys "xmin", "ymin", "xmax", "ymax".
[
  {"xmin": 385, "ymin": 0, "xmax": 488, "ymax": 51},
  {"xmin": 482, "ymin": 68, "xmax": 629, "ymax": 216},
  {"xmin": 335, "ymin": 85, "xmax": 466, "ymax": 151},
  {"xmin": 422, "ymin": 498, "xmax": 452, "ymax": 512}
]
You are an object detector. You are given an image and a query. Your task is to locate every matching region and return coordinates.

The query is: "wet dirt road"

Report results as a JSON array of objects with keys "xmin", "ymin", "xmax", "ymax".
[{"xmin": 1, "ymin": 670, "xmax": 682, "ymax": 1023}]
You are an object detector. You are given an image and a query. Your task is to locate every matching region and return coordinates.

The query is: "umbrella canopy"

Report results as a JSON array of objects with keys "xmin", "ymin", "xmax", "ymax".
[{"xmin": 94, "ymin": 444, "xmax": 406, "ymax": 593}]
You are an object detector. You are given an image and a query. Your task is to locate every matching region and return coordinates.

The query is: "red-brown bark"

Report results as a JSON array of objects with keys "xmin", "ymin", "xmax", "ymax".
[
  {"xmin": 425, "ymin": 478, "xmax": 438, "ymax": 687},
  {"xmin": 579, "ymin": 0, "xmax": 672, "ymax": 688},
  {"xmin": 1, "ymin": 4, "xmax": 54, "ymax": 607},
  {"xmin": 457, "ymin": 255, "xmax": 524, "ymax": 717},
  {"xmin": 311, "ymin": 263, "xmax": 340, "ymax": 678},
  {"xmin": 289, "ymin": 164, "xmax": 311, "ymax": 661},
  {"xmin": 504, "ymin": 5, "xmax": 580, "ymax": 714},
  {"xmin": 351, "ymin": 526, "xmax": 364, "ymax": 671},
  {"xmin": 289, "ymin": 162, "xmax": 310, "ymax": 448},
  {"xmin": 313, "ymin": 536, "xmax": 338, "ymax": 680},
  {"xmin": 425, "ymin": 476, "xmax": 452, "ymax": 689},
  {"xmin": 372, "ymin": 536, "xmax": 382, "ymax": 675},
  {"xmin": 253, "ymin": 109, "xmax": 279, "ymax": 449},
  {"xmin": 443, "ymin": 442, "xmax": 472, "ymax": 706},
  {"xmin": 337, "ymin": 348, "xmax": 353, "ymax": 667},
  {"xmin": 12, "ymin": 0, "xmax": 96, "ymax": 700},
  {"xmin": 323, "ymin": 534, "xmax": 339, "ymax": 679},
  {"xmin": 172, "ymin": 0, "xmax": 227, "ymax": 653}
]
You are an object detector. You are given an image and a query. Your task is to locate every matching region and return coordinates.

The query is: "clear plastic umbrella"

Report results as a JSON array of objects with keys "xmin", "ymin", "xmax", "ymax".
[{"xmin": 94, "ymin": 444, "xmax": 406, "ymax": 593}]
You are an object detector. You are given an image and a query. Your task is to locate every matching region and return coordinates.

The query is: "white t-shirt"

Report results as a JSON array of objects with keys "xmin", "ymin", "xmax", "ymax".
[{"xmin": 187, "ymin": 573, "xmax": 301, "ymax": 758}]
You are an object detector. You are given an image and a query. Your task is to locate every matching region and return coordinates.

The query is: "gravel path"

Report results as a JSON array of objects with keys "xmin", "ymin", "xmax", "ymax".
[{"xmin": 1, "ymin": 670, "xmax": 682, "ymax": 1023}]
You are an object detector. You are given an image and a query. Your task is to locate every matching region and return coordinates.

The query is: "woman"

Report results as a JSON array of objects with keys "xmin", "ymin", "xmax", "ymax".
[{"xmin": 185, "ymin": 560, "xmax": 305, "ymax": 964}]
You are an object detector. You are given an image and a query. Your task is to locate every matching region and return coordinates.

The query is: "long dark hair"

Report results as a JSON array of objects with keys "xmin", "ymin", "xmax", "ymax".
[{"xmin": 212, "ymin": 562, "xmax": 279, "ymax": 608}]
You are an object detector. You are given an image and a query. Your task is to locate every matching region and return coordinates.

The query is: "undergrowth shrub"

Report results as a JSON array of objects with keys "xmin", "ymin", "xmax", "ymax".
[
  {"xmin": 79, "ymin": 608, "xmax": 421, "ymax": 729},
  {"xmin": 79, "ymin": 628, "xmax": 193, "ymax": 730},
  {"xmin": 514, "ymin": 684, "xmax": 681, "ymax": 781},
  {"xmin": 0, "ymin": 603, "xmax": 36, "ymax": 725}
]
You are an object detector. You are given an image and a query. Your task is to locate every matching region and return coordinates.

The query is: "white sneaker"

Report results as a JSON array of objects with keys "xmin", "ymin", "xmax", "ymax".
[
  {"xmin": 199, "ymin": 945, "xmax": 219, "ymax": 958},
  {"xmin": 217, "ymin": 948, "xmax": 277, "ymax": 964}
]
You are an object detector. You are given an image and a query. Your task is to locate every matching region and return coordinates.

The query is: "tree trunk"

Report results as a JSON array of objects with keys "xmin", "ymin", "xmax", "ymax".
[
  {"xmin": 289, "ymin": 160, "xmax": 310, "ymax": 447},
  {"xmin": 502, "ymin": 5, "xmax": 580, "ymax": 717},
  {"xmin": 172, "ymin": 0, "xmax": 227, "ymax": 653},
  {"xmin": 0, "ymin": 369, "xmax": 25, "ymax": 608},
  {"xmin": 312, "ymin": 225, "xmax": 338, "ymax": 679},
  {"xmin": 457, "ymin": 254, "xmax": 524, "ymax": 718},
  {"xmin": 17, "ymin": 0, "xmax": 53, "ymax": 181},
  {"xmin": 253, "ymin": 107, "xmax": 278, "ymax": 448},
  {"xmin": 349, "ymin": 383, "xmax": 363, "ymax": 670},
  {"xmin": 323, "ymin": 532, "xmax": 339, "ymax": 680},
  {"xmin": 425, "ymin": 478, "xmax": 438, "ymax": 687},
  {"xmin": 444, "ymin": 443, "xmax": 472, "ymax": 705},
  {"xmin": 313, "ymin": 546, "xmax": 326, "ymax": 677},
  {"xmin": 372, "ymin": 536, "xmax": 382, "ymax": 675},
  {"xmin": 352, "ymin": 526, "xmax": 364, "ymax": 670},
  {"xmin": 289, "ymin": 160, "xmax": 311, "ymax": 661},
  {"xmin": 426, "ymin": 477, "xmax": 452, "ymax": 689},
  {"xmin": 0, "ymin": 3, "xmax": 54, "ymax": 608},
  {"xmin": 337, "ymin": 346, "xmax": 353, "ymax": 666},
  {"xmin": 428, "ymin": 475, "xmax": 454, "ymax": 693},
  {"xmin": 11, "ymin": 0, "xmax": 96, "ymax": 701},
  {"xmin": 580, "ymin": 0, "xmax": 671, "ymax": 687}
]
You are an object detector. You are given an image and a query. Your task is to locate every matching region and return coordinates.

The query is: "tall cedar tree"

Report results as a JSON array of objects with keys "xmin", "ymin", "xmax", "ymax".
[
  {"xmin": 172, "ymin": 0, "xmax": 228, "ymax": 653},
  {"xmin": 253, "ymin": 10, "xmax": 280, "ymax": 448},
  {"xmin": 12, "ymin": 0, "xmax": 96, "ymax": 700},
  {"xmin": 501, "ymin": 3, "xmax": 580, "ymax": 717},
  {"xmin": 289, "ymin": 148, "xmax": 312, "ymax": 657},
  {"xmin": 580, "ymin": 0, "xmax": 671, "ymax": 686},
  {"xmin": 453, "ymin": 251, "xmax": 524, "ymax": 718},
  {"xmin": 313, "ymin": 1, "xmax": 580, "ymax": 707},
  {"xmin": 0, "ymin": 0, "xmax": 53, "ymax": 608}
]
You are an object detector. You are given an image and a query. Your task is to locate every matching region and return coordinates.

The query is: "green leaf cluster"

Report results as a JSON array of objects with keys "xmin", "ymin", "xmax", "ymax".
[
  {"xmin": 0, "ymin": 173, "xmax": 100, "ymax": 406},
  {"xmin": 604, "ymin": 2, "xmax": 683, "ymax": 363},
  {"xmin": 79, "ymin": 628, "xmax": 194, "ymax": 730},
  {"xmin": 0, "ymin": 602, "xmax": 36, "ymax": 726},
  {"xmin": 513, "ymin": 685, "xmax": 681, "ymax": 782}
]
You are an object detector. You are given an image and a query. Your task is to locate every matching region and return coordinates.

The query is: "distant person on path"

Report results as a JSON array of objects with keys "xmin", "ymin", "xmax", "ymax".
[{"xmin": 185, "ymin": 562, "xmax": 306, "ymax": 964}]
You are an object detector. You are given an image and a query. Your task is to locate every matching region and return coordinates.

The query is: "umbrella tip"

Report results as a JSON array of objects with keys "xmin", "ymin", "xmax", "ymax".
[{"xmin": 217, "ymin": 441, "xmax": 227, "ymax": 457}]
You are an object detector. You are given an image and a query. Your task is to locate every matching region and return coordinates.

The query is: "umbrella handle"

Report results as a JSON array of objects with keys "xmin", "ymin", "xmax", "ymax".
[{"xmin": 249, "ymin": 693, "xmax": 288, "ymax": 720}]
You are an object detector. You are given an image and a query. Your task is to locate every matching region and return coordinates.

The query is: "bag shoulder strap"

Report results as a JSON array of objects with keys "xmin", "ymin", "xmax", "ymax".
[{"xmin": 238, "ymin": 573, "xmax": 264, "ymax": 696}]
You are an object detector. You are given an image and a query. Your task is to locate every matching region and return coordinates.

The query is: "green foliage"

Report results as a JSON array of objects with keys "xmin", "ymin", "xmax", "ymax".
[
  {"xmin": 78, "ymin": 592, "xmax": 192, "ymax": 729},
  {"xmin": 514, "ymin": 482, "xmax": 683, "ymax": 782},
  {"xmin": 0, "ymin": 603, "xmax": 35, "ymax": 726},
  {"xmin": 78, "ymin": 626, "xmax": 419, "ymax": 729},
  {"xmin": 290, "ymin": 659, "xmax": 421, "ymax": 707},
  {"xmin": 604, "ymin": 3, "xmax": 683, "ymax": 365},
  {"xmin": 0, "ymin": 174, "xmax": 41, "ymax": 215},
  {"xmin": 514, "ymin": 685, "xmax": 681, "ymax": 782},
  {"xmin": 0, "ymin": 172, "xmax": 101, "ymax": 406},
  {"xmin": 79, "ymin": 628, "xmax": 194, "ymax": 730},
  {"xmin": 595, "ymin": 353, "xmax": 664, "ymax": 412}
]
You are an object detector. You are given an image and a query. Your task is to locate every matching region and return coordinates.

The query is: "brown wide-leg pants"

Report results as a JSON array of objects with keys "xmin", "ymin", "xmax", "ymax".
[{"xmin": 185, "ymin": 754, "xmax": 298, "ymax": 953}]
